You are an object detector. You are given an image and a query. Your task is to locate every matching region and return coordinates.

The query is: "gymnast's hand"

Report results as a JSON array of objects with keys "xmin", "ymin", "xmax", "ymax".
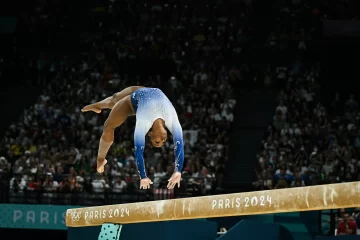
[
  {"xmin": 140, "ymin": 178, "xmax": 153, "ymax": 189},
  {"xmin": 81, "ymin": 103, "xmax": 102, "ymax": 114},
  {"xmin": 167, "ymin": 172, "xmax": 181, "ymax": 189},
  {"xmin": 97, "ymin": 158, "xmax": 107, "ymax": 173}
]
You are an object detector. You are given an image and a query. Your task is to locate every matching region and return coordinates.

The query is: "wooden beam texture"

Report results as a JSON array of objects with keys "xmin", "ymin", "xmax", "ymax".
[{"xmin": 66, "ymin": 181, "xmax": 360, "ymax": 227}]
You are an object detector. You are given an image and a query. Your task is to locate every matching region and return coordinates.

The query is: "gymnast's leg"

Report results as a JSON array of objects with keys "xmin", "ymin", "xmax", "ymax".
[{"xmin": 81, "ymin": 86, "xmax": 143, "ymax": 113}]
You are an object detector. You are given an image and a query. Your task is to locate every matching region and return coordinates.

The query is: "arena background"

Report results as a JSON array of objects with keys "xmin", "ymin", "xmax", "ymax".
[{"xmin": 1, "ymin": 0, "xmax": 360, "ymax": 239}]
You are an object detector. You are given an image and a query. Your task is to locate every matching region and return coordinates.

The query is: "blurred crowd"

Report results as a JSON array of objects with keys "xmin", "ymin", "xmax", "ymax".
[
  {"xmin": 252, "ymin": 0, "xmax": 360, "ymax": 235},
  {"xmin": 0, "ymin": 0, "xmax": 250, "ymax": 204},
  {"xmin": 319, "ymin": 0, "xmax": 359, "ymax": 20},
  {"xmin": 254, "ymin": 85, "xmax": 360, "ymax": 190},
  {"xmin": 252, "ymin": 0, "xmax": 360, "ymax": 190}
]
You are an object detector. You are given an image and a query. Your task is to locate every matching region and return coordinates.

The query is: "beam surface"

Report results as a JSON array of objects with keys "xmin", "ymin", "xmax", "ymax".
[{"xmin": 66, "ymin": 181, "xmax": 360, "ymax": 227}]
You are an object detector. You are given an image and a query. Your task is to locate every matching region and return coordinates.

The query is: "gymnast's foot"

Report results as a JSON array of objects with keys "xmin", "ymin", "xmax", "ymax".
[
  {"xmin": 82, "ymin": 103, "xmax": 102, "ymax": 113},
  {"xmin": 97, "ymin": 158, "xmax": 107, "ymax": 173}
]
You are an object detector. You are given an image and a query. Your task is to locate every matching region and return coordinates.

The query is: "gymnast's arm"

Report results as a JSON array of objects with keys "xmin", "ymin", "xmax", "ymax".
[
  {"xmin": 170, "ymin": 118, "xmax": 184, "ymax": 173},
  {"xmin": 134, "ymin": 121, "xmax": 148, "ymax": 179},
  {"xmin": 82, "ymin": 86, "xmax": 144, "ymax": 113}
]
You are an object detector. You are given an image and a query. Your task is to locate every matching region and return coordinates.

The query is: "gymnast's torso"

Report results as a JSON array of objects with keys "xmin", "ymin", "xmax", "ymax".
[
  {"xmin": 130, "ymin": 87, "xmax": 184, "ymax": 178},
  {"xmin": 130, "ymin": 87, "xmax": 177, "ymax": 132}
]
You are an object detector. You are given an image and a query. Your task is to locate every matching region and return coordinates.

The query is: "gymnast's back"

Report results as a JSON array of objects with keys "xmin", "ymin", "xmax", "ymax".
[{"xmin": 130, "ymin": 87, "xmax": 177, "ymax": 128}]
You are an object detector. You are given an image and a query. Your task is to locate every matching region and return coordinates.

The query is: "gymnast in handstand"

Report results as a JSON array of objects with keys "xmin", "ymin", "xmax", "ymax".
[{"xmin": 82, "ymin": 86, "xmax": 184, "ymax": 190}]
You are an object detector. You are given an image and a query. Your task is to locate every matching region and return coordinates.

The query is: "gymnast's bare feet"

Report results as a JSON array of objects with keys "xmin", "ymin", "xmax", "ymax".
[
  {"xmin": 97, "ymin": 158, "xmax": 107, "ymax": 173},
  {"xmin": 82, "ymin": 103, "xmax": 102, "ymax": 113}
]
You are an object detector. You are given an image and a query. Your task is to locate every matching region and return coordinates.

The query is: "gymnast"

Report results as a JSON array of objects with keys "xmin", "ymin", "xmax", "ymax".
[{"xmin": 82, "ymin": 86, "xmax": 184, "ymax": 190}]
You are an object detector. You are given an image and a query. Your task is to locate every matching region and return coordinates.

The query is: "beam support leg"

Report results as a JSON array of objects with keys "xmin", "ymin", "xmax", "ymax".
[{"xmin": 98, "ymin": 223, "xmax": 123, "ymax": 240}]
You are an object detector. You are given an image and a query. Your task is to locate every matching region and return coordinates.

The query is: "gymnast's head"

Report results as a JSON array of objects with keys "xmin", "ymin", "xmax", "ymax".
[{"xmin": 148, "ymin": 119, "xmax": 168, "ymax": 148}]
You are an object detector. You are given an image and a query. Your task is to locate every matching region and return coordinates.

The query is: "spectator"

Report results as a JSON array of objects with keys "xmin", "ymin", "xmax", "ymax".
[
  {"xmin": 274, "ymin": 166, "xmax": 293, "ymax": 188},
  {"xmin": 112, "ymin": 176, "xmax": 127, "ymax": 193},
  {"xmin": 336, "ymin": 212, "xmax": 357, "ymax": 236},
  {"xmin": 253, "ymin": 170, "xmax": 273, "ymax": 190},
  {"xmin": 351, "ymin": 208, "xmax": 360, "ymax": 235}
]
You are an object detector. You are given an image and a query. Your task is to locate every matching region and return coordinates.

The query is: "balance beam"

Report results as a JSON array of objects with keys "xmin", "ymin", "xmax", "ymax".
[{"xmin": 66, "ymin": 181, "xmax": 360, "ymax": 227}]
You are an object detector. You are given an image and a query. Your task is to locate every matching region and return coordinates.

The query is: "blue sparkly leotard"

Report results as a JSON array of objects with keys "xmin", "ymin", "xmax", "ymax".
[{"xmin": 130, "ymin": 87, "xmax": 184, "ymax": 179}]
